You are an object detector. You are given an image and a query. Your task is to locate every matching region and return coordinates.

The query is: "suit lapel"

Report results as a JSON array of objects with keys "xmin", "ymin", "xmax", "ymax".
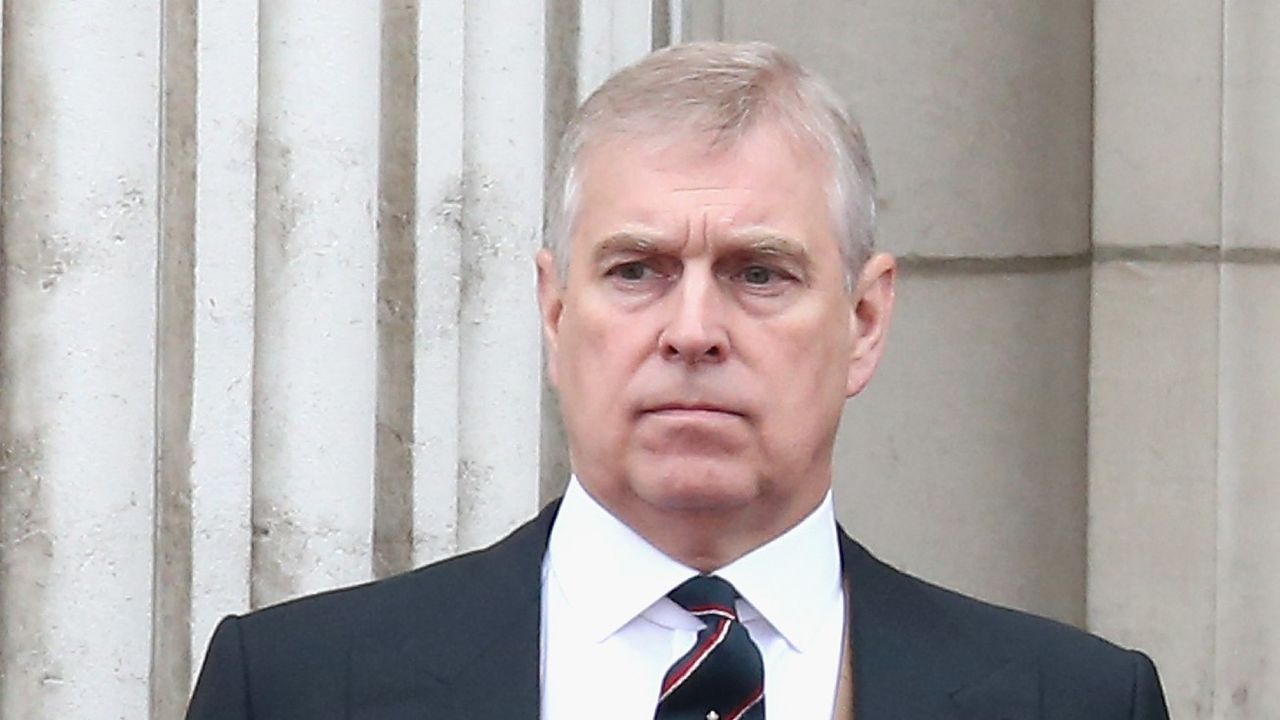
[{"xmin": 841, "ymin": 531, "xmax": 1040, "ymax": 720}]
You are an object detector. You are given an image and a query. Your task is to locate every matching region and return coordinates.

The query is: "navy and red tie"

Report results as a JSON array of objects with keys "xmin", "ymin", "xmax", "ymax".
[{"xmin": 654, "ymin": 575, "xmax": 765, "ymax": 720}]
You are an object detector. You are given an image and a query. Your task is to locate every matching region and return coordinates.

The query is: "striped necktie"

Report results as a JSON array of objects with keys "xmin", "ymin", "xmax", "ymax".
[{"xmin": 655, "ymin": 575, "xmax": 765, "ymax": 720}]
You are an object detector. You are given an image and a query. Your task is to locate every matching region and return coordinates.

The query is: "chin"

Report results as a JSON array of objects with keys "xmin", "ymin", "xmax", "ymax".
[{"xmin": 632, "ymin": 458, "xmax": 761, "ymax": 513}]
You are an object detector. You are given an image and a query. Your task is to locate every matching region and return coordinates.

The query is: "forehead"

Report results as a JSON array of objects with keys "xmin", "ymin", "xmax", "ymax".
[
  {"xmin": 578, "ymin": 122, "xmax": 825, "ymax": 186},
  {"xmin": 572, "ymin": 126, "xmax": 836, "ymax": 249}
]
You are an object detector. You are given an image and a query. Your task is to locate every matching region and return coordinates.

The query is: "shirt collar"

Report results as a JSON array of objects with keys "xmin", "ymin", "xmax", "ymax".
[
  {"xmin": 546, "ymin": 477, "xmax": 696, "ymax": 643},
  {"xmin": 715, "ymin": 488, "xmax": 843, "ymax": 653},
  {"xmin": 546, "ymin": 476, "xmax": 842, "ymax": 652}
]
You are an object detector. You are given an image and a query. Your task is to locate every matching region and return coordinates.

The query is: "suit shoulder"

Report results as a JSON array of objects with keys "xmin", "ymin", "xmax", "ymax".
[
  {"xmin": 233, "ymin": 504, "xmax": 552, "ymax": 662},
  {"xmin": 846, "ymin": 537, "xmax": 1165, "ymax": 715},
  {"xmin": 190, "ymin": 507, "xmax": 555, "ymax": 718},
  {"xmin": 893, "ymin": 555, "xmax": 1144, "ymax": 668}
]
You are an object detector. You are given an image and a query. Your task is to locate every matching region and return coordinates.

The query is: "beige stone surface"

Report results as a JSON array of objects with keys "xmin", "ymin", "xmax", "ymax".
[
  {"xmin": 725, "ymin": 1, "xmax": 1093, "ymax": 259},
  {"xmin": 834, "ymin": 268, "xmax": 1089, "ymax": 627},
  {"xmin": 1218, "ymin": 265, "xmax": 1280, "ymax": 718},
  {"xmin": 1095, "ymin": 0, "xmax": 1224, "ymax": 249},
  {"xmin": 1224, "ymin": 1, "xmax": 1280, "ymax": 250},
  {"xmin": 1088, "ymin": 262, "xmax": 1219, "ymax": 719}
]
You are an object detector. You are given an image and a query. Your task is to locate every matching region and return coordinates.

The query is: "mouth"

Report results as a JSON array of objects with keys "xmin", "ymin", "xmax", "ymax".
[{"xmin": 641, "ymin": 402, "xmax": 746, "ymax": 418}]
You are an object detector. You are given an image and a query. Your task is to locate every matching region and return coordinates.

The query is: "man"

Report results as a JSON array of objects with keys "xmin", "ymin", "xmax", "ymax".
[{"xmin": 187, "ymin": 42, "xmax": 1169, "ymax": 719}]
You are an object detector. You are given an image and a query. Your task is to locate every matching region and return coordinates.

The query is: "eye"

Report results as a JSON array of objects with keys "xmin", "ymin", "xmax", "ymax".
[
  {"xmin": 726, "ymin": 262, "xmax": 799, "ymax": 297},
  {"xmin": 739, "ymin": 265, "xmax": 776, "ymax": 285},
  {"xmin": 608, "ymin": 261, "xmax": 652, "ymax": 281}
]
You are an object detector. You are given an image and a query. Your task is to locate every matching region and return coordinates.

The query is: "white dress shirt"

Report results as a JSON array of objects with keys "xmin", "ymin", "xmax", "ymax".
[{"xmin": 541, "ymin": 477, "xmax": 846, "ymax": 719}]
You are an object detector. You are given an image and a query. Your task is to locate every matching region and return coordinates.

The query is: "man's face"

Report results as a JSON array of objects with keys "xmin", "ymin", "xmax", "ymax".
[{"xmin": 537, "ymin": 125, "xmax": 893, "ymax": 563}]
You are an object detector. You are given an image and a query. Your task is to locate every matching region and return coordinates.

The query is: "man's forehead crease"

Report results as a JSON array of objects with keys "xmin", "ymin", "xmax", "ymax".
[{"xmin": 667, "ymin": 182, "xmax": 750, "ymax": 194}]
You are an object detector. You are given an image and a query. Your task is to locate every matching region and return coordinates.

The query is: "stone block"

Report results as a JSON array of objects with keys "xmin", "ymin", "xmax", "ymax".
[
  {"xmin": 1094, "ymin": 0, "xmax": 1224, "ymax": 248},
  {"xmin": 1088, "ymin": 261, "xmax": 1219, "ymax": 718},
  {"xmin": 835, "ymin": 267, "xmax": 1089, "ymax": 626},
  {"xmin": 1224, "ymin": 1, "xmax": 1280, "ymax": 250},
  {"xmin": 1217, "ymin": 264, "xmax": 1280, "ymax": 718},
  {"xmin": 725, "ymin": 0, "xmax": 1093, "ymax": 258}
]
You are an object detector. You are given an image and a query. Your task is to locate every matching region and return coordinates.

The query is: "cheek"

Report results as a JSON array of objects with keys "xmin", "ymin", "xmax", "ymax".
[
  {"xmin": 752, "ymin": 319, "xmax": 851, "ymax": 426},
  {"xmin": 763, "ymin": 312, "xmax": 850, "ymax": 382},
  {"xmin": 557, "ymin": 311, "xmax": 646, "ymax": 403}
]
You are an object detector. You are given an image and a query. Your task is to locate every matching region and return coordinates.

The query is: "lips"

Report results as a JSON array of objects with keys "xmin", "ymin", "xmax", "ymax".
[{"xmin": 642, "ymin": 401, "xmax": 746, "ymax": 417}]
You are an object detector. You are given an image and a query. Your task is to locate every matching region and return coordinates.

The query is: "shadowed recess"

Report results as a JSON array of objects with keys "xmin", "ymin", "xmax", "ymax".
[
  {"xmin": 857, "ymin": 245, "xmax": 1280, "ymax": 279},
  {"xmin": 898, "ymin": 252, "xmax": 1091, "ymax": 277},
  {"xmin": 540, "ymin": 0, "xmax": 579, "ymax": 504},
  {"xmin": 650, "ymin": 0, "xmax": 671, "ymax": 49},
  {"xmin": 249, "ymin": 0, "xmax": 289, "ymax": 609},
  {"xmin": 1095, "ymin": 244, "xmax": 1280, "ymax": 265},
  {"xmin": 373, "ymin": 0, "xmax": 419, "ymax": 579},
  {"xmin": 248, "ymin": 0, "xmax": 272, "ymax": 611},
  {"xmin": 151, "ymin": 0, "xmax": 198, "ymax": 716}
]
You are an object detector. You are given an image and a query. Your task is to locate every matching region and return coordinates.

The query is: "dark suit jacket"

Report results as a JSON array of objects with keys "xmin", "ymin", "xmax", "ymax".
[{"xmin": 187, "ymin": 501, "xmax": 1169, "ymax": 719}]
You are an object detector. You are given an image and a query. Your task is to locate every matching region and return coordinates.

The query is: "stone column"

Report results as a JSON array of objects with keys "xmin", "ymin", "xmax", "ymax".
[
  {"xmin": 451, "ymin": 0, "xmax": 548, "ymax": 553},
  {"xmin": 251, "ymin": 0, "xmax": 382, "ymax": 609},
  {"xmin": 0, "ymin": 2, "xmax": 162, "ymax": 716},
  {"xmin": 188, "ymin": 0, "xmax": 257, "ymax": 697}
]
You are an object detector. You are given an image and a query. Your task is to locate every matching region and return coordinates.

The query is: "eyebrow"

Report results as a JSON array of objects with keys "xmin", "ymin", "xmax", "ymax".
[
  {"xmin": 589, "ymin": 228, "xmax": 814, "ymax": 273},
  {"xmin": 734, "ymin": 234, "xmax": 806, "ymax": 257},
  {"xmin": 593, "ymin": 231, "xmax": 663, "ymax": 256},
  {"xmin": 726, "ymin": 231, "xmax": 814, "ymax": 274}
]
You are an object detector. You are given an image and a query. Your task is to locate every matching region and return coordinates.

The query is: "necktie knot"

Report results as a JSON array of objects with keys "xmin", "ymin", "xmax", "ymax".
[
  {"xmin": 657, "ymin": 575, "xmax": 765, "ymax": 720},
  {"xmin": 668, "ymin": 575, "xmax": 742, "ymax": 623}
]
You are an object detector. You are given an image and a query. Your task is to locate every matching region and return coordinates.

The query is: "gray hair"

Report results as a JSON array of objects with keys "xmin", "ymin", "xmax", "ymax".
[{"xmin": 545, "ymin": 41, "xmax": 877, "ymax": 287}]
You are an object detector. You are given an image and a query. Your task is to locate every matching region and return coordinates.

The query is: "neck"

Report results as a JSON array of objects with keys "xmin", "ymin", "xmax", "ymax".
[{"xmin": 612, "ymin": 491, "xmax": 829, "ymax": 572}]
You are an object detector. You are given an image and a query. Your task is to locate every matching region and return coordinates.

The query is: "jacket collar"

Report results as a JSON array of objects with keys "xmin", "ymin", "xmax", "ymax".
[{"xmin": 350, "ymin": 501, "xmax": 1039, "ymax": 719}]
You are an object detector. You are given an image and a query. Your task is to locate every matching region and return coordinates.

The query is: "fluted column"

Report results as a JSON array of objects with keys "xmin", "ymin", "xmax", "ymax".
[
  {"xmin": 0, "ymin": 2, "xmax": 162, "ymax": 716},
  {"xmin": 0, "ymin": 2, "xmax": 554, "ymax": 714}
]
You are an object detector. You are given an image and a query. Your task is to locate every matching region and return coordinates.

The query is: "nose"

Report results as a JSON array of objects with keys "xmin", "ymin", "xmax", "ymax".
[{"xmin": 658, "ymin": 272, "xmax": 729, "ymax": 364}]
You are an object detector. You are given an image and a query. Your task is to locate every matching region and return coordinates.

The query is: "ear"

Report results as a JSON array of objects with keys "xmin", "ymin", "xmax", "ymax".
[
  {"xmin": 845, "ymin": 252, "xmax": 896, "ymax": 397},
  {"xmin": 536, "ymin": 248, "xmax": 566, "ymax": 388}
]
